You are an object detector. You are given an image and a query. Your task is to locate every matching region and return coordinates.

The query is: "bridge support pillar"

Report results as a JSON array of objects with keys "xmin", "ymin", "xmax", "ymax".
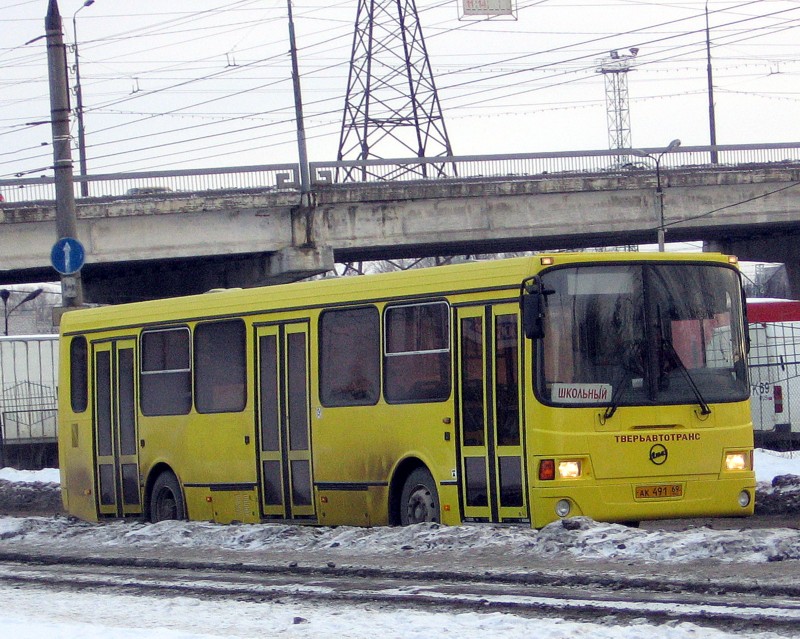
[{"xmin": 267, "ymin": 245, "xmax": 335, "ymax": 284}]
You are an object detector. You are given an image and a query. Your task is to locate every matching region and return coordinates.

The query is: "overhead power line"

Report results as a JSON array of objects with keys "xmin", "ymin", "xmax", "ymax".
[{"xmin": 1, "ymin": 0, "xmax": 798, "ymax": 174}]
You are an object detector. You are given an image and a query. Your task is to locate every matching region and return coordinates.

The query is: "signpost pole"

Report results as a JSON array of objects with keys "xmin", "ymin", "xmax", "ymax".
[{"xmin": 46, "ymin": 0, "xmax": 85, "ymax": 308}]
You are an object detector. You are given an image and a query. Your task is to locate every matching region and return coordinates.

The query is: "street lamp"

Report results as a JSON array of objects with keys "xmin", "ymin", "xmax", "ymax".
[
  {"xmin": 632, "ymin": 139, "xmax": 682, "ymax": 252},
  {"xmin": 0, "ymin": 288, "xmax": 44, "ymax": 336},
  {"xmin": 73, "ymin": 0, "xmax": 95, "ymax": 197}
]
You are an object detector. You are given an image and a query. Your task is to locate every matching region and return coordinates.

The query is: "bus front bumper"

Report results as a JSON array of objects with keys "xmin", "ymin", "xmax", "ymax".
[{"xmin": 531, "ymin": 476, "xmax": 756, "ymax": 529}]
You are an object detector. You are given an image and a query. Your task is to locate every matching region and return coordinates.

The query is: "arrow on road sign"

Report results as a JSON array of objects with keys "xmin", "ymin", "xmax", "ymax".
[{"xmin": 51, "ymin": 237, "xmax": 85, "ymax": 275}]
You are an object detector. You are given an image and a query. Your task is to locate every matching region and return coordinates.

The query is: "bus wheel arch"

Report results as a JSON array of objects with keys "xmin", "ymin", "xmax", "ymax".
[
  {"xmin": 146, "ymin": 465, "xmax": 186, "ymax": 523},
  {"xmin": 391, "ymin": 459, "xmax": 440, "ymax": 526}
]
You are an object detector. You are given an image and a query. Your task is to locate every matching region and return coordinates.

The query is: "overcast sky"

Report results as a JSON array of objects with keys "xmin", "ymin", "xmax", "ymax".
[{"xmin": 1, "ymin": 0, "xmax": 798, "ymax": 177}]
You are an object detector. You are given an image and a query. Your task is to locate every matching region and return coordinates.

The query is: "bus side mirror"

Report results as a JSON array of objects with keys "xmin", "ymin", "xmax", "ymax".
[{"xmin": 522, "ymin": 293, "xmax": 544, "ymax": 339}]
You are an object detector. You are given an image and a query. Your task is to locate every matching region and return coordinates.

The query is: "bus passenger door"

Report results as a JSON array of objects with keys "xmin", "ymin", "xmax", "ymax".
[
  {"xmin": 457, "ymin": 304, "xmax": 528, "ymax": 523},
  {"xmin": 256, "ymin": 323, "xmax": 315, "ymax": 521},
  {"xmin": 93, "ymin": 339, "xmax": 142, "ymax": 517}
]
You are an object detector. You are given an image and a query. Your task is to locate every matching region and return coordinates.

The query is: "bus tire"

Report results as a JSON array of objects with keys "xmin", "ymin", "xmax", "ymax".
[
  {"xmin": 149, "ymin": 471, "xmax": 185, "ymax": 522},
  {"xmin": 400, "ymin": 467, "xmax": 439, "ymax": 525}
]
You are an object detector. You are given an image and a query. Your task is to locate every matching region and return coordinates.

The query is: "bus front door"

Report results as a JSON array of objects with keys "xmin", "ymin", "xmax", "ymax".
[
  {"xmin": 93, "ymin": 339, "xmax": 142, "ymax": 517},
  {"xmin": 457, "ymin": 304, "xmax": 529, "ymax": 523},
  {"xmin": 256, "ymin": 323, "xmax": 315, "ymax": 521}
]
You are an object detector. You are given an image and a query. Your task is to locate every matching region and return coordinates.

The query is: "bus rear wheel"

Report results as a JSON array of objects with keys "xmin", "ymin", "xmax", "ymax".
[
  {"xmin": 400, "ymin": 468, "xmax": 439, "ymax": 525},
  {"xmin": 149, "ymin": 471, "xmax": 185, "ymax": 522}
]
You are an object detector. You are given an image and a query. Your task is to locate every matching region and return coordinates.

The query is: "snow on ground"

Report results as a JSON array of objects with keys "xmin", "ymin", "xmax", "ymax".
[
  {"xmin": 754, "ymin": 448, "xmax": 800, "ymax": 483},
  {"xmin": 0, "ymin": 449, "xmax": 799, "ymax": 638},
  {"xmin": 1, "ymin": 584, "xmax": 786, "ymax": 639},
  {"xmin": 0, "ymin": 466, "xmax": 60, "ymax": 484}
]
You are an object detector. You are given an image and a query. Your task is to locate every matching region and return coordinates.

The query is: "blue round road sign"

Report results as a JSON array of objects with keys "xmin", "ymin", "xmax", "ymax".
[{"xmin": 51, "ymin": 237, "xmax": 85, "ymax": 275}]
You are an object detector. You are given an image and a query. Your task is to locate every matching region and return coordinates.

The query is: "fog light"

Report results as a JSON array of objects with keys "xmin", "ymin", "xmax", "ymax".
[
  {"xmin": 555, "ymin": 499, "xmax": 571, "ymax": 518},
  {"xmin": 738, "ymin": 490, "xmax": 751, "ymax": 508}
]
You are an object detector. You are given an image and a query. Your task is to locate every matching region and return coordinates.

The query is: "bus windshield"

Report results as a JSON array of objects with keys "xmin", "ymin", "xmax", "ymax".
[{"xmin": 538, "ymin": 263, "xmax": 749, "ymax": 409}]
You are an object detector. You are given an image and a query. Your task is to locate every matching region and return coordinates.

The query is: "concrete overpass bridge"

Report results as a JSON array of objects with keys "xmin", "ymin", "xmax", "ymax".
[{"xmin": 2, "ymin": 142, "xmax": 799, "ymax": 303}]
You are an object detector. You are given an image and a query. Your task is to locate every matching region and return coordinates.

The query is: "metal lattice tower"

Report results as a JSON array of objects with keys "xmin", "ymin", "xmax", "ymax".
[
  {"xmin": 597, "ymin": 49, "xmax": 638, "ymax": 151},
  {"xmin": 337, "ymin": 0, "xmax": 454, "ymax": 181}
]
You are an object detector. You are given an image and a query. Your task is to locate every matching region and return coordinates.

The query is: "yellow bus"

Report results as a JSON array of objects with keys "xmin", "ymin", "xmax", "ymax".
[{"xmin": 57, "ymin": 252, "xmax": 755, "ymax": 528}]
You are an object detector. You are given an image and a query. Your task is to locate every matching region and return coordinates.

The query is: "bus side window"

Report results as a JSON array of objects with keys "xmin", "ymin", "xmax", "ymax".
[
  {"xmin": 319, "ymin": 307, "xmax": 380, "ymax": 407},
  {"xmin": 384, "ymin": 301, "xmax": 451, "ymax": 403},
  {"xmin": 70, "ymin": 336, "xmax": 88, "ymax": 413},
  {"xmin": 140, "ymin": 327, "xmax": 192, "ymax": 416},
  {"xmin": 495, "ymin": 314, "xmax": 519, "ymax": 446},
  {"xmin": 195, "ymin": 319, "xmax": 246, "ymax": 413}
]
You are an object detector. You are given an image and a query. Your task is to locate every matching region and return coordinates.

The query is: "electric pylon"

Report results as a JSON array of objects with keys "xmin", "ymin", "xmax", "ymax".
[{"xmin": 337, "ymin": 0, "xmax": 454, "ymax": 181}]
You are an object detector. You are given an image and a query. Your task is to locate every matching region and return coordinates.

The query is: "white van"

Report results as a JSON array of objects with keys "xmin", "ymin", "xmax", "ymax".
[{"xmin": 747, "ymin": 299, "xmax": 800, "ymax": 449}]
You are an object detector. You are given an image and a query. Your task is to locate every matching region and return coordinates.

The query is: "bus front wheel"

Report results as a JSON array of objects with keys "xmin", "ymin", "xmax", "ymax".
[
  {"xmin": 149, "ymin": 471, "xmax": 185, "ymax": 522},
  {"xmin": 400, "ymin": 468, "xmax": 439, "ymax": 525}
]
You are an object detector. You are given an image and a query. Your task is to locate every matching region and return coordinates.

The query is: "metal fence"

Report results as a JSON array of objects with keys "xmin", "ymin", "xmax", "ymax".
[
  {"xmin": 0, "ymin": 164, "xmax": 300, "ymax": 204},
  {"xmin": 1, "ymin": 144, "xmax": 799, "ymax": 204},
  {"xmin": 0, "ymin": 336, "xmax": 59, "ymax": 469},
  {"xmin": 309, "ymin": 143, "xmax": 800, "ymax": 186}
]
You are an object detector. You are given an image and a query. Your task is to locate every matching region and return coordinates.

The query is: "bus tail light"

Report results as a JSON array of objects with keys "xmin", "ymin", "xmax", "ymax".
[
  {"xmin": 774, "ymin": 385, "xmax": 784, "ymax": 413},
  {"xmin": 558, "ymin": 460, "xmax": 582, "ymax": 479},
  {"xmin": 725, "ymin": 451, "xmax": 752, "ymax": 472},
  {"xmin": 539, "ymin": 459, "xmax": 555, "ymax": 480}
]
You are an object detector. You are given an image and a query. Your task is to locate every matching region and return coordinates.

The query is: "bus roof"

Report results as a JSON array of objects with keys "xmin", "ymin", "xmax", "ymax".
[{"xmin": 58, "ymin": 252, "xmax": 737, "ymax": 336}]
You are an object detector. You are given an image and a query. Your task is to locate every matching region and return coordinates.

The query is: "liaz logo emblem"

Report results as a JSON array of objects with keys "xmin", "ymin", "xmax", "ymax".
[{"xmin": 649, "ymin": 444, "xmax": 668, "ymax": 465}]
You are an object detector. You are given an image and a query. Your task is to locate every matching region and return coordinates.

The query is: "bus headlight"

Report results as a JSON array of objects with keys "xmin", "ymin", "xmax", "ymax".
[
  {"xmin": 725, "ymin": 452, "xmax": 751, "ymax": 471},
  {"xmin": 558, "ymin": 460, "xmax": 582, "ymax": 479}
]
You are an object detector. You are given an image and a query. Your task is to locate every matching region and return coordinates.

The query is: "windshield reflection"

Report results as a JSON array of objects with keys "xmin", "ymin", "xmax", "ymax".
[{"xmin": 538, "ymin": 263, "xmax": 749, "ymax": 408}]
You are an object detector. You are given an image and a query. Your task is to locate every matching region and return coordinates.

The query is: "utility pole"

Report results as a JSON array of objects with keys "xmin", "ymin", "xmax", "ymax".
[
  {"xmin": 705, "ymin": 1, "xmax": 718, "ymax": 164},
  {"xmin": 73, "ymin": 0, "xmax": 95, "ymax": 196},
  {"xmin": 46, "ymin": 0, "xmax": 84, "ymax": 307},
  {"xmin": 287, "ymin": 0, "xmax": 310, "ymax": 209}
]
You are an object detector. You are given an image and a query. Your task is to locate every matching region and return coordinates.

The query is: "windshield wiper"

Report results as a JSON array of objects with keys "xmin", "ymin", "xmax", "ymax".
[
  {"xmin": 662, "ymin": 338, "xmax": 712, "ymax": 415},
  {"xmin": 603, "ymin": 371, "xmax": 631, "ymax": 421}
]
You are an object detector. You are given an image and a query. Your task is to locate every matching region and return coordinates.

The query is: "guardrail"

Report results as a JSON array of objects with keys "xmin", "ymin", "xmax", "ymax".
[
  {"xmin": 2, "ymin": 144, "xmax": 799, "ymax": 204},
  {"xmin": 0, "ymin": 164, "xmax": 301, "ymax": 204},
  {"xmin": 310, "ymin": 143, "xmax": 800, "ymax": 185}
]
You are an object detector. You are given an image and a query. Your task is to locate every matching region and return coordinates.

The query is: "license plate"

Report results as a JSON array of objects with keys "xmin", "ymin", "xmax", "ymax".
[{"xmin": 635, "ymin": 484, "xmax": 683, "ymax": 499}]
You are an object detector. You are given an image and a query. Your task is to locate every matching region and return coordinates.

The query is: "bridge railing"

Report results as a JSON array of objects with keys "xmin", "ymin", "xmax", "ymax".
[
  {"xmin": 0, "ymin": 164, "xmax": 300, "ymax": 204},
  {"xmin": 310, "ymin": 143, "xmax": 800, "ymax": 186},
  {"xmin": 2, "ymin": 144, "xmax": 799, "ymax": 204}
]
